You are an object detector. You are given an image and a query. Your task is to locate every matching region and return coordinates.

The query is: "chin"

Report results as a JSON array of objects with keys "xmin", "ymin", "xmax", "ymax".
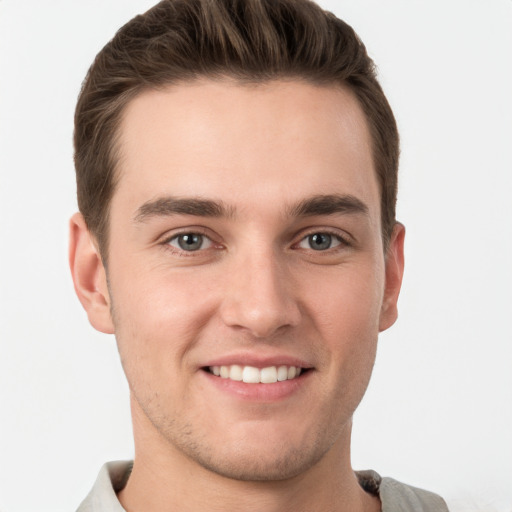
[
  {"xmin": 183, "ymin": 440, "xmax": 329, "ymax": 482},
  {"xmin": 162, "ymin": 418, "xmax": 343, "ymax": 482}
]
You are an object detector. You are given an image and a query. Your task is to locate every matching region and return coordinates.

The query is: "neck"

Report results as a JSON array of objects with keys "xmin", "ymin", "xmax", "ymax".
[{"xmin": 118, "ymin": 399, "xmax": 380, "ymax": 512}]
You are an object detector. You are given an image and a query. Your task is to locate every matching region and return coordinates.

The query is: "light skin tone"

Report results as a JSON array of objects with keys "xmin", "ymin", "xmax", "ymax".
[{"xmin": 70, "ymin": 79, "xmax": 405, "ymax": 512}]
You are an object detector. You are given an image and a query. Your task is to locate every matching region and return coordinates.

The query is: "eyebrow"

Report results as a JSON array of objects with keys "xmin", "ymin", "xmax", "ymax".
[
  {"xmin": 134, "ymin": 196, "xmax": 235, "ymax": 223},
  {"xmin": 287, "ymin": 194, "xmax": 369, "ymax": 218},
  {"xmin": 133, "ymin": 193, "xmax": 369, "ymax": 223}
]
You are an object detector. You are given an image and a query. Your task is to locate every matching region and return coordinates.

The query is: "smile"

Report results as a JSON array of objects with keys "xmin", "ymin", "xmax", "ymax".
[{"xmin": 208, "ymin": 365, "xmax": 303, "ymax": 384}]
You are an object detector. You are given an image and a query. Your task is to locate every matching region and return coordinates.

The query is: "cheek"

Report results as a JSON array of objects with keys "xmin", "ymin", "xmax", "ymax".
[
  {"xmin": 303, "ymin": 259, "xmax": 384, "ymax": 338},
  {"xmin": 109, "ymin": 258, "xmax": 240, "ymax": 374},
  {"xmin": 111, "ymin": 258, "xmax": 218, "ymax": 328},
  {"xmin": 302, "ymin": 261, "xmax": 383, "ymax": 392},
  {"xmin": 314, "ymin": 282, "xmax": 381, "ymax": 419},
  {"xmin": 109, "ymin": 268, "xmax": 217, "ymax": 383}
]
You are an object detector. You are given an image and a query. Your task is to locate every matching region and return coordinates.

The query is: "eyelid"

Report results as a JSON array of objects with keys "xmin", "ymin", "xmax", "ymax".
[
  {"xmin": 156, "ymin": 225, "xmax": 353, "ymax": 254},
  {"xmin": 167, "ymin": 233, "xmax": 213, "ymax": 251},
  {"xmin": 159, "ymin": 227, "xmax": 223, "ymax": 254},
  {"xmin": 293, "ymin": 227, "xmax": 353, "ymax": 248},
  {"xmin": 297, "ymin": 234, "xmax": 341, "ymax": 250},
  {"xmin": 159, "ymin": 225, "xmax": 214, "ymax": 242}
]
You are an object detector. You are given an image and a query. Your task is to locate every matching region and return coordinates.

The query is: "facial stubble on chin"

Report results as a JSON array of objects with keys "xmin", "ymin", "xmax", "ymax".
[{"xmin": 132, "ymin": 389, "xmax": 348, "ymax": 483}]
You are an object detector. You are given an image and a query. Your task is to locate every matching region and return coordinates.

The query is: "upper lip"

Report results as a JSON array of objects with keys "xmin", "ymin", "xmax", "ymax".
[{"xmin": 201, "ymin": 352, "xmax": 314, "ymax": 369}]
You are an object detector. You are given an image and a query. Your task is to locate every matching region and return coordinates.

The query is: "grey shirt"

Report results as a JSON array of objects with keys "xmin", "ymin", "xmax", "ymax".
[{"xmin": 77, "ymin": 461, "xmax": 449, "ymax": 512}]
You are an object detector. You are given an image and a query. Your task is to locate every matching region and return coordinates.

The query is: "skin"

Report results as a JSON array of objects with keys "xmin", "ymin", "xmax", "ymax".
[{"xmin": 70, "ymin": 79, "xmax": 405, "ymax": 512}]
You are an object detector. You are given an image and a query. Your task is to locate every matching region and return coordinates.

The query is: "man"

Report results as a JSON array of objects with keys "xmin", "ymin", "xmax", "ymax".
[{"xmin": 69, "ymin": 0, "xmax": 448, "ymax": 510}]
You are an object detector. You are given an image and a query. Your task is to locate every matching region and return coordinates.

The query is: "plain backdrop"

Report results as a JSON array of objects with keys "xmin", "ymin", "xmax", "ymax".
[{"xmin": 0, "ymin": 1, "xmax": 511, "ymax": 511}]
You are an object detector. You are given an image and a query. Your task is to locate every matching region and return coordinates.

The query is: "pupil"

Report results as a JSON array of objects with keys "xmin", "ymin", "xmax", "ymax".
[
  {"xmin": 178, "ymin": 234, "xmax": 202, "ymax": 251},
  {"xmin": 310, "ymin": 233, "xmax": 331, "ymax": 250}
]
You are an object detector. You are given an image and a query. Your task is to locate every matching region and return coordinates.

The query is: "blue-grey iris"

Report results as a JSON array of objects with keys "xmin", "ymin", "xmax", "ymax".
[
  {"xmin": 178, "ymin": 234, "xmax": 203, "ymax": 251},
  {"xmin": 309, "ymin": 233, "xmax": 332, "ymax": 250}
]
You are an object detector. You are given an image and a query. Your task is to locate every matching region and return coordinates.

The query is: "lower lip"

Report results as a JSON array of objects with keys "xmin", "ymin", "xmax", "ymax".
[{"xmin": 200, "ymin": 369, "xmax": 311, "ymax": 401}]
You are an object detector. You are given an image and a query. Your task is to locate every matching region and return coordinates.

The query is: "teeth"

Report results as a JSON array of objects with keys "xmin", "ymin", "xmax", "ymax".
[
  {"xmin": 210, "ymin": 365, "xmax": 304, "ymax": 383},
  {"xmin": 260, "ymin": 366, "xmax": 277, "ymax": 384},
  {"xmin": 243, "ymin": 366, "xmax": 260, "ymax": 383},
  {"xmin": 277, "ymin": 365, "xmax": 288, "ymax": 381},
  {"xmin": 229, "ymin": 365, "xmax": 243, "ymax": 381}
]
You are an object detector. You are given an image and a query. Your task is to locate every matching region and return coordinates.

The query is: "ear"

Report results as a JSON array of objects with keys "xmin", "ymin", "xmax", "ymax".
[
  {"xmin": 69, "ymin": 212, "xmax": 115, "ymax": 334},
  {"xmin": 379, "ymin": 222, "xmax": 405, "ymax": 332}
]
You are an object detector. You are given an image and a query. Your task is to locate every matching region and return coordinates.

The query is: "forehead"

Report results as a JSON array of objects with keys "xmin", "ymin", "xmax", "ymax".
[{"xmin": 114, "ymin": 79, "xmax": 379, "ymax": 222}]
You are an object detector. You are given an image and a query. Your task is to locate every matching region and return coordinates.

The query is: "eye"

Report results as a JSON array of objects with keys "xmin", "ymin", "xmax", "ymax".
[
  {"xmin": 168, "ymin": 233, "xmax": 213, "ymax": 252},
  {"xmin": 298, "ymin": 232, "xmax": 342, "ymax": 251}
]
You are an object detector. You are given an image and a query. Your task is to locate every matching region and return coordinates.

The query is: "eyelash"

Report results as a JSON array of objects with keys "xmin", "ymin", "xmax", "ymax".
[
  {"xmin": 159, "ymin": 228, "xmax": 351, "ymax": 256},
  {"xmin": 160, "ymin": 229, "xmax": 218, "ymax": 257},
  {"xmin": 296, "ymin": 229, "xmax": 351, "ymax": 251}
]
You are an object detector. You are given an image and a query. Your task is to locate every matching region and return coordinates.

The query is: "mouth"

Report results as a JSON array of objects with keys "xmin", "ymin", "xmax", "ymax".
[{"xmin": 204, "ymin": 364, "xmax": 308, "ymax": 384}]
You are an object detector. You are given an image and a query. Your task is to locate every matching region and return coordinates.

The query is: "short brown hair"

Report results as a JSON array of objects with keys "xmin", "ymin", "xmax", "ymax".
[{"xmin": 74, "ymin": 0, "xmax": 399, "ymax": 256}]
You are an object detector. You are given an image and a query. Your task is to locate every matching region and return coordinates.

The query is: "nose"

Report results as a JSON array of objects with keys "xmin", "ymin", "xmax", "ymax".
[{"xmin": 219, "ymin": 251, "xmax": 301, "ymax": 338}]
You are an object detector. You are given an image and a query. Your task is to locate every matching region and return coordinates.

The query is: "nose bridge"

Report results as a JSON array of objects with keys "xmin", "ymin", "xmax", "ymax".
[{"xmin": 219, "ymin": 245, "xmax": 300, "ymax": 338}]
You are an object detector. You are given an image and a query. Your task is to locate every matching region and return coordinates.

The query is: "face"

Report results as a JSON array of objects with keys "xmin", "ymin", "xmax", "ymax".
[{"xmin": 71, "ymin": 79, "xmax": 404, "ymax": 481}]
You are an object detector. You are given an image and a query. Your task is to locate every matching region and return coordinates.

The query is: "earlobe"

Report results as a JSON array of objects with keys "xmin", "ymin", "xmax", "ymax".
[
  {"xmin": 379, "ymin": 222, "xmax": 405, "ymax": 332},
  {"xmin": 69, "ymin": 212, "xmax": 115, "ymax": 334}
]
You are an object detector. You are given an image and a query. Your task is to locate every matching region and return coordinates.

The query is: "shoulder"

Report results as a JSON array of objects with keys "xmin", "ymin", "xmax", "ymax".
[
  {"xmin": 380, "ymin": 477, "xmax": 449, "ymax": 512},
  {"xmin": 357, "ymin": 470, "xmax": 449, "ymax": 512},
  {"xmin": 76, "ymin": 461, "xmax": 132, "ymax": 512}
]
